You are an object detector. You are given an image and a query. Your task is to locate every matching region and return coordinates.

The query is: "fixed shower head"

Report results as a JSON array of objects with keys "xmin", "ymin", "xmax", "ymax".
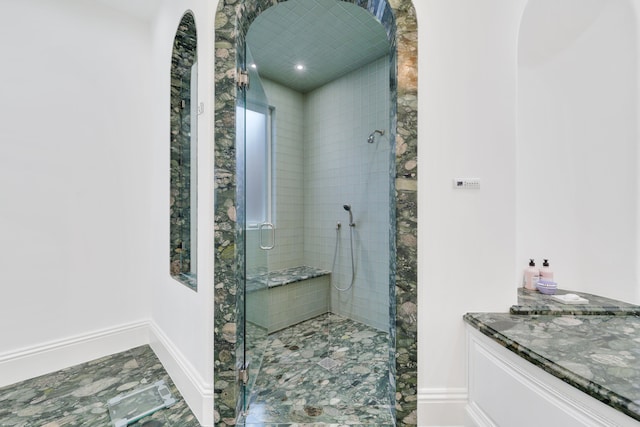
[
  {"xmin": 367, "ymin": 129, "xmax": 385, "ymax": 143},
  {"xmin": 343, "ymin": 204, "xmax": 354, "ymax": 227}
]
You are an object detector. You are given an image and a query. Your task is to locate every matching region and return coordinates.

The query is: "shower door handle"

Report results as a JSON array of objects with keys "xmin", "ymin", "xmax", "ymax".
[{"xmin": 259, "ymin": 222, "xmax": 275, "ymax": 250}]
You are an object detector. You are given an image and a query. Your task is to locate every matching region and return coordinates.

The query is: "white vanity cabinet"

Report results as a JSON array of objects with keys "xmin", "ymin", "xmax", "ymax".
[{"xmin": 465, "ymin": 326, "xmax": 640, "ymax": 427}]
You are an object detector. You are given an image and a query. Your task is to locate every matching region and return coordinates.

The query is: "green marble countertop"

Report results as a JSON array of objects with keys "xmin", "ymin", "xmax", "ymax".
[
  {"xmin": 464, "ymin": 312, "xmax": 640, "ymax": 422},
  {"xmin": 511, "ymin": 288, "xmax": 640, "ymax": 315}
]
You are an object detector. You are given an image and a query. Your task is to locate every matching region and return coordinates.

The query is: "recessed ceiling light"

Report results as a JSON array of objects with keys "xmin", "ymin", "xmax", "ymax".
[
  {"xmin": 295, "ymin": 64, "xmax": 305, "ymax": 71},
  {"xmin": 250, "ymin": 63, "xmax": 257, "ymax": 69}
]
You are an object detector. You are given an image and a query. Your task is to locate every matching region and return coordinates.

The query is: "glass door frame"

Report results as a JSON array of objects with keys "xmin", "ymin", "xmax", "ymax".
[{"xmin": 236, "ymin": 42, "xmax": 272, "ymax": 418}]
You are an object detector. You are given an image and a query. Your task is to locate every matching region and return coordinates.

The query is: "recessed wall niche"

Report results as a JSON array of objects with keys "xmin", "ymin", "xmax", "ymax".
[{"xmin": 170, "ymin": 11, "xmax": 198, "ymax": 290}]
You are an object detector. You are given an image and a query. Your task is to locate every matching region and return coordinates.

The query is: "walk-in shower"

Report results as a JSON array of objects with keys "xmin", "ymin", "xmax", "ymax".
[{"xmin": 236, "ymin": 0, "xmax": 393, "ymax": 423}]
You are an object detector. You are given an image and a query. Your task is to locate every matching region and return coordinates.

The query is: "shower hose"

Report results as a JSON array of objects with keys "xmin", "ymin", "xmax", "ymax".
[{"xmin": 331, "ymin": 223, "xmax": 355, "ymax": 292}]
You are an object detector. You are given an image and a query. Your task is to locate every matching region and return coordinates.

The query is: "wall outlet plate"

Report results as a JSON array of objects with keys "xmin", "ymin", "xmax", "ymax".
[{"xmin": 453, "ymin": 178, "xmax": 480, "ymax": 189}]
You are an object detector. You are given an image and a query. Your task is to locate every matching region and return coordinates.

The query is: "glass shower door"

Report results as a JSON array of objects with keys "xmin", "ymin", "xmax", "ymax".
[{"xmin": 238, "ymin": 45, "xmax": 272, "ymax": 417}]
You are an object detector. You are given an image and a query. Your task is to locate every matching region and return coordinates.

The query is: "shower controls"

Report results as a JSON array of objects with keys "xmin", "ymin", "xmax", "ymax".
[{"xmin": 453, "ymin": 178, "xmax": 480, "ymax": 189}]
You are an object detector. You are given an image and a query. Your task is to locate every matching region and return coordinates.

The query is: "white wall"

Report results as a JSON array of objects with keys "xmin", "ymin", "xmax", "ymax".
[
  {"xmin": 417, "ymin": 0, "xmax": 527, "ymax": 424},
  {"xmin": 517, "ymin": 0, "xmax": 639, "ymax": 304},
  {"xmin": 0, "ymin": 0, "xmax": 221, "ymax": 423},
  {"xmin": 0, "ymin": 0, "xmax": 153, "ymax": 383},
  {"xmin": 304, "ymin": 56, "xmax": 391, "ymax": 331},
  {"xmin": 0, "ymin": 0, "xmax": 215, "ymax": 424},
  {"xmin": 419, "ymin": 0, "xmax": 640, "ymax": 424},
  {"xmin": 149, "ymin": 1, "xmax": 214, "ymax": 424}
]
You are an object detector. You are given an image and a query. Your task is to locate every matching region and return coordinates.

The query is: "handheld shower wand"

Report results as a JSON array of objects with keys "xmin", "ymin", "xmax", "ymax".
[{"xmin": 343, "ymin": 204, "xmax": 354, "ymax": 227}]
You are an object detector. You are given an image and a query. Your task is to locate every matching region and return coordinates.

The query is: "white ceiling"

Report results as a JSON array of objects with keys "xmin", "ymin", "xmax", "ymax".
[{"xmin": 246, "ymin": 0, "xmax": 389, "ymax": 93}]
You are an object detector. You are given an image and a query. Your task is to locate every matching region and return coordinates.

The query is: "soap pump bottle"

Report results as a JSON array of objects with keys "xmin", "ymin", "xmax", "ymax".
[
  {"xmin": 540, "ymin": 259, "xmax": 554, "ymax": 281},
  {"xmin": 523, "ymin": 259, "xmax": 540, "ymax": 291}
]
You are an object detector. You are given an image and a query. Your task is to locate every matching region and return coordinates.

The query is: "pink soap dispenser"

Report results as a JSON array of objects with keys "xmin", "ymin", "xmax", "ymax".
[
  {"xmin": 540, "ymin": 259, "xmax": 554, "ymax": 281},
  {"xmin": 523, "ymin": 259, "xmax": 540, "ymax": 291}
]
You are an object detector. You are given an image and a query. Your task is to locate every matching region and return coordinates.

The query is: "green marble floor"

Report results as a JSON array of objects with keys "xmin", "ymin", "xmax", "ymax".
[
  {"xmin": 242, "ymin": 314, "xmax": 395, "ymax": 426},
  {"xmin": 0, "ymin": 316, "xmax": 393, "ymax": 427},
  {"xmin": 0, "ymin": 345, "xmax": 199, "ymax": 427}
]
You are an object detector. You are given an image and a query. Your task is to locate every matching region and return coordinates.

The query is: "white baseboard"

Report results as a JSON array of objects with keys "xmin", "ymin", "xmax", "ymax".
[
  {"xmin": 418, "ymin": 387, "xmax": 468, "ymax": 427},
  {"xmin": 0, "ymin": 320, "xmax": 213, "ymax": 426},
  {"xmin": 149, "ymin": 322, "xmax": 214, "ymax": 427},
  {"xmin": 0, "ymin": 320, "xmax": 149, "ymax": 389},
  {"xmin": 464, "ymin": 401, "xmax": 496, "ymax": 427}
]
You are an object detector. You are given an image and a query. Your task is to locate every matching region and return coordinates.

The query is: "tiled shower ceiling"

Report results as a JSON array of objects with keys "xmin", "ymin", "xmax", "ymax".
[{"xmin": 246, "ymin": 0, "xmax": 390, "ymax": 93}]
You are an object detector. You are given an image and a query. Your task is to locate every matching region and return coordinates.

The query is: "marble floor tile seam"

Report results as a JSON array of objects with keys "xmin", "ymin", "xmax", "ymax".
[
  {"xmin": 260, "ymin": 353, "xmax": 389, "ymax": 368},
  {"xmin": 254, "ymin": 367, "xmax": 388, "ymax": 382},
  {"xmin": 266, "ymin": 335, "xmax": 388, "ymax": 353},
  {"xmin": 248, "ymin": 385, "xmax": 389, "ymax": 400},
  {"xmin": 242, "ymin": 422, "xmax": 396, "ymax": 426},
  {"xmin": 243, "ymin": 403, "xmax": 395, "ymax": 424},
  {"xmin": 256, "ymin": 350, "xmax": 389, "ymax": 373},
  {"xmin": 247, "ymin": 394, "xmax": 393, "ymax": 412}
]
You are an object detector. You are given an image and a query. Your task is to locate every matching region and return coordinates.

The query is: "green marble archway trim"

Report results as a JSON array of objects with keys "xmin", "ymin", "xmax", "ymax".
[{"xmin": 213, "ymin": 0, "xmax": 417, "ymax": 425}]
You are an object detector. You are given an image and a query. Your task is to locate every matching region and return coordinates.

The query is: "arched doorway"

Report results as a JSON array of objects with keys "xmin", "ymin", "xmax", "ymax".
[{"xmin": 213, "ymin": 0, "xmax": 417, "ymax": 425}]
